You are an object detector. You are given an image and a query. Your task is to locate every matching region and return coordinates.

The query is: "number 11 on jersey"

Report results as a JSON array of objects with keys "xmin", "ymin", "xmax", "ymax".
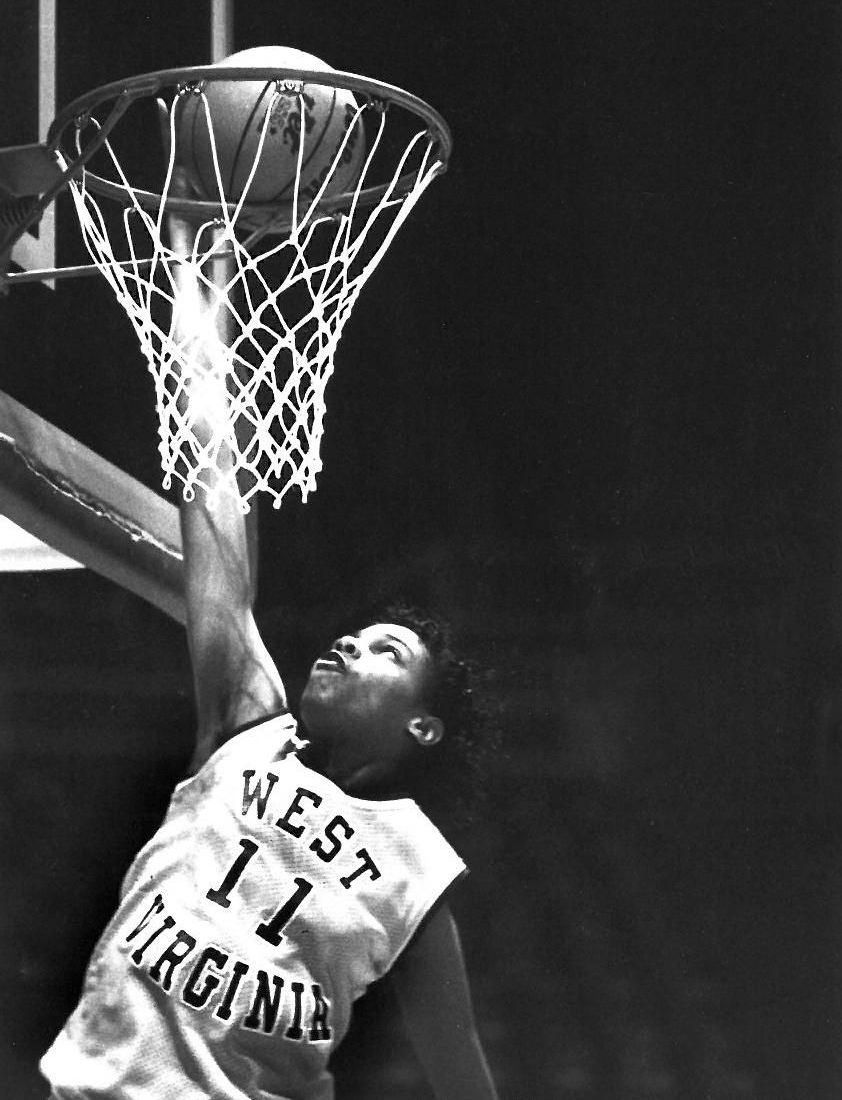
[{"xmin": 206, "ymin": 838, "xmax": 314, "ymax": 946}]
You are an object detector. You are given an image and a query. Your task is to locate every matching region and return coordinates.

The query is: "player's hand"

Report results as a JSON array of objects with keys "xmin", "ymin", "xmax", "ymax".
[{"xmin": 156, "ymin": 97, "xmax": 201, "ymax": 258}]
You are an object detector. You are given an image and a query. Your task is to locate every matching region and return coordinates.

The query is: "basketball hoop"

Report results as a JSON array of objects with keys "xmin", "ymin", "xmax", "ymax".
[{"xmin": 34, "ymin": 55, "xmax": 452, "ymax": 510}]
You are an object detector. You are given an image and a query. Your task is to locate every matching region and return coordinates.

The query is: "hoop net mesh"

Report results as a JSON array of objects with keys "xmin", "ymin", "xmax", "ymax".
[{"xmin": 58, "ymin": 82, "xmax": 445, "ymax": 509}]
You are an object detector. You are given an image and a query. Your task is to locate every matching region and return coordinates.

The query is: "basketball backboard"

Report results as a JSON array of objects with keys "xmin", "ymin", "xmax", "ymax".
[
  {"xmin": 1, "ymin": 0, "xmax": 56, "ymax": 280},
  {"xmin": 0, "ymin": 0, "xmax": 233, "ymax": 286},
  {"xmin": 0, "ymin": 1, "xmax": 233, "ymax": 577}
]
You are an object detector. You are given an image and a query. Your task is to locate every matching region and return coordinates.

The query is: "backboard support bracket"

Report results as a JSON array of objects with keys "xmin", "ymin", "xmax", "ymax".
[{"xmin": 0, "ymin": 389, "xmax": 185, "ymax": 623}]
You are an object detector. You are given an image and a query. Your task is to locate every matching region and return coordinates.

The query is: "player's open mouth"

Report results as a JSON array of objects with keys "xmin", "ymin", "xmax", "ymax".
[{"xmin": 314, "ymin": 651, "xmax": 347, "ymax": 673}]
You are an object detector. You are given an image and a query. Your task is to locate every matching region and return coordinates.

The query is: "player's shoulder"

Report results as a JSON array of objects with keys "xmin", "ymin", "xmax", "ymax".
[
  {"xmin": 182, "ymin": 710, "xmax": 303, "ymax": 788},
  {"xmin": 217, "ymin": 710, "xmax": 303, "ymax": 761}
]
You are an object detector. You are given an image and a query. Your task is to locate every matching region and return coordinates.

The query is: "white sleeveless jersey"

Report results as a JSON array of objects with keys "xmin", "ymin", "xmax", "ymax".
[{"xmin": 41, "ymin": 714, "xmax": 465, "ymax": 1100}]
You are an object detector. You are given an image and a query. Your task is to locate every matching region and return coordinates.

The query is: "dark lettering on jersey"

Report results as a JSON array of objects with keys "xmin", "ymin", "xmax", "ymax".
[
  {"xmin": 216, "ymin": 959, "xmax": 249, "ymax": 1021},
  {"xmin": 239, "ymin": 771, "xmax": 385, "ymax": 889},
  {"xmin": 149, "ymin": 929, "xmax": 197, "ymax": 992},
  {"xmin": 285, "ymin": 980, "xmax": 305, "ymax": 1039},
  {"xmin": 124, "ymin": 893, "xmax": 332, "ymax": 1044},
  {"xmin": 255, "ymin": 876, "xmax": 314, "ymax": 946},
  {"xmin": 275, "ymin": 787, "xmax": 322, "ymax": 837},
  {"xmin": 243, "ymin": 970, "xmax": 284, "ymax": 1032},
  {"xmin": 309, "ymin": 983, "xmax": 332, "ymax": 1041},
  {"xmin": 310, "ymin": 814, "xmax": 354, "ymax": 862},
  {"xmin": 183, "ymin": 946, "xmax": 229, "ymax": 1009},
  {"xmin": 206, "ymin": 838, "xmax": 259, "ymax": 908},
  {"xmin": 124, "ymin": 892, "xmax": 176, "ymax": 965},
  {"xmin": 124, "ymin": 893, "xmax": 165, "ymax": 946},
  {"xmin": 340, "ymin": 848, "xmax": 382, "ymax": 890},
  {"xmin": 242, "ymin": 770, "xmax": 279, "ymax": 819}
]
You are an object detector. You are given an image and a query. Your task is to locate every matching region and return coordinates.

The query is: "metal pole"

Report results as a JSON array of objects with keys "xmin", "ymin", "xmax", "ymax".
[{"xmin": 210, "ymin": 0, "xmax": 234, "ymax": 62}]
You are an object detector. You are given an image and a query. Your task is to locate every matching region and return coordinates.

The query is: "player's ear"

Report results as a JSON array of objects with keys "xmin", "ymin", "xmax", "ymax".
[{"xmin": 407, "ymin": 714, "xmax": 444, "ymax": 748}]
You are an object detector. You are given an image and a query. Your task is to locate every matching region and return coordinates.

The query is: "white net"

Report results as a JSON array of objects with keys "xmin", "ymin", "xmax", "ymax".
[{"xmin": 59, "ymin": 79, "xmax": 446, "ymax": 510}]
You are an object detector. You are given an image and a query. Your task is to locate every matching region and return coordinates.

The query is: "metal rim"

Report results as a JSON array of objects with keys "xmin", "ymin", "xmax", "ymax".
[{"xmin": 46, "ymin": 64, "xmax": 453, "ymax": 224}]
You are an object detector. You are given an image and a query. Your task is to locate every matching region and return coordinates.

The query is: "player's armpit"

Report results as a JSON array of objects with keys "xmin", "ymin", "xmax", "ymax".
[
  {"xmin": 184, "ymin": 602, "xmax": 286, "ymax": 773},
  {"xmin": 389, "ymin": 905, "xmax": 499, "ymax": 1100}
]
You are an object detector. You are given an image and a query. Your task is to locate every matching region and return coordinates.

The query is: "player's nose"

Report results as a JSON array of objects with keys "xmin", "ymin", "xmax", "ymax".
[{"xmin": 334, "ymin": 635, "xmax": 361, "ymax": 660}]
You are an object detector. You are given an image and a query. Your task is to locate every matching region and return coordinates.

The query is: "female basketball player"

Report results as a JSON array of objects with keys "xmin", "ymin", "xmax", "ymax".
[{"xmin": 39, "ymin": 194, "xmax": 499, "ymax": 1099}]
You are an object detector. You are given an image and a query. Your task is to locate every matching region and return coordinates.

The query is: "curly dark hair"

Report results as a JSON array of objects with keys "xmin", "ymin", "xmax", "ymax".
[{"xmin": 360, "ymin": 601, "xmax": 499, "ymax": 830}]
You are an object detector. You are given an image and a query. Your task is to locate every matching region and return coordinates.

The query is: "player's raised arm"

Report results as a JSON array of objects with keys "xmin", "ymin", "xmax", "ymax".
[{"xmin": 169, "ymin": 203, "xmax": 286, "ymax": 771}]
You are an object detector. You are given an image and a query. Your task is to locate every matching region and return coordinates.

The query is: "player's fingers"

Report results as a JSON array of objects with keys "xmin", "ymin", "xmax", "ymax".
[
  {"xmin": 158, "ymin": 96, "xmax": 196, "ymax": 254},
  {"xmin": 165, "ymin": 159, "xmax": 201, "ymax": 257},
  {"xmin": 158, "ymin": 97, "xmax": 200, "ymax": 255},
  {"xmin": 167, "ymin": 194, "xmax": 197, "ymax": 259},
  {"xmin": 157, "ymin": 97, "xmax": 173, "ymax": 163}
]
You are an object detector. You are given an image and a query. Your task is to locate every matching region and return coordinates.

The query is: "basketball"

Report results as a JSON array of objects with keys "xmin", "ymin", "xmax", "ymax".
[{"xmin": 177, "ymin": 46, "xmax": 366, "ymax": 206}]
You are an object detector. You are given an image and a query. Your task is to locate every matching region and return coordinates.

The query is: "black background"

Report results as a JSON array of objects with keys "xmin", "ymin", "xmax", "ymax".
[{"xmin": 1, "ymin": 1, "xmax": 840, "ymax": 1096}]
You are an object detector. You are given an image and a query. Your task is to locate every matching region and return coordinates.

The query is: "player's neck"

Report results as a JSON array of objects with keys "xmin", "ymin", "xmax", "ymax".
[{"xmin": 310, "ymin": 741, "xmax": 404, "ymax": 801}]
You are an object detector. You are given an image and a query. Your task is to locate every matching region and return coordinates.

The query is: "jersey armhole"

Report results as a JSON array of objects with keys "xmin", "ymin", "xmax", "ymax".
[
  {"xmin": 175, "ymin": 708, "xmax": 296, "ymax": 791},
  {"xmin": 391, "ymin": 865, "xmax": 469, "ymax": 968}
]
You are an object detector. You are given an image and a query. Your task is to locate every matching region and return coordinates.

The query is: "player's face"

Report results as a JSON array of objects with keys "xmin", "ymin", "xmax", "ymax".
[{"xmin": 300, "ymin": 623, "xmax": 436, "ymax": 754}]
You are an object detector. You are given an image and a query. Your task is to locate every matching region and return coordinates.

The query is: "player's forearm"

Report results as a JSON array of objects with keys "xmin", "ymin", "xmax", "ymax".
[
  {"xmin": 180, "ymin": 465, "xmax": 251, "ymax": 614},
  {"xmin": 181, "ymin": 501, "xmax": 284, "ymax": 753},
  {"xmin": 393, "ymin": 908, "xmax": 499, "ymax": 1100},
  {"xmin": 426, "ymin": 1034, "xmax": 499, "ymax": 1100},
  {"xmin": 179, "ymin": 437, "xmax": 282, "ymax": 743}
]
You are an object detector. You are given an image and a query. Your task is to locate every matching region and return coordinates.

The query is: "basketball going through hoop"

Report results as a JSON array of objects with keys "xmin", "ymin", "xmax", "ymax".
[
  {"xmin": 26, "ymin": 47, "xmax": 452, "ymax": 509},
  {"xmin": 177, "ymin": 46, "xmax": 366, "ymax": 206}
]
